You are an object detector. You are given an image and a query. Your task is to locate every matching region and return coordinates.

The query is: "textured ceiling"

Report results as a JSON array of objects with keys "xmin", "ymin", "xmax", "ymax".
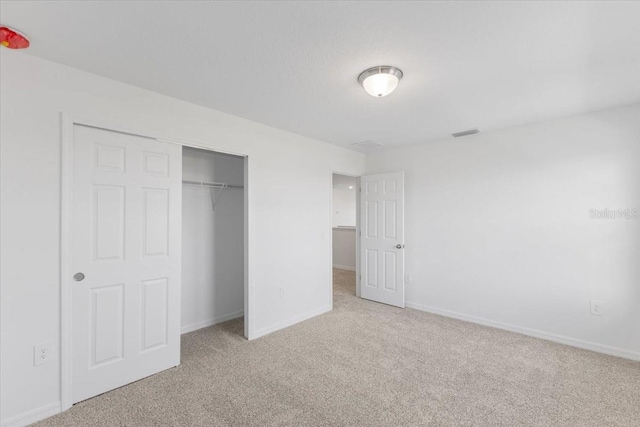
[{"xmin": 2, "ymin": 1, "xmax": 640, "ymax": 150}]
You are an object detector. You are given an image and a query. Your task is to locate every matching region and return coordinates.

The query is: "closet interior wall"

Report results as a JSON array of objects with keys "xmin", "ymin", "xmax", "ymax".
[{"xmin": 181, "ymin": 147, "xmax": 245, "ymax": 333}]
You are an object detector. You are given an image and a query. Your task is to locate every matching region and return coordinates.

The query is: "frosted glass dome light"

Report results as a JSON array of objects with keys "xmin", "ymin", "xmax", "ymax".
[{"xmin": 358, "ymin": 66, "xmax": 403, "ymax": 97}]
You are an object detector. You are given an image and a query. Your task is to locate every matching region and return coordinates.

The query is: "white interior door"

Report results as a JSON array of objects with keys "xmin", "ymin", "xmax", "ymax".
[
  {"xmin": 360, "ymin": 172, "xmax": 405, "ymax": 307},
  {"xmin": 71, "ymin": 125, "xmax": 182, "ymax": 403}
]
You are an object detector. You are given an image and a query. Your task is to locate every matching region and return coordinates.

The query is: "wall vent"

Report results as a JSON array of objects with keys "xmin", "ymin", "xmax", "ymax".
[
  {"xmin": 451, "ymin": 128, "xmax": 480, "ymax": 138},
  {"xmin": 350, "ymin": 140, "xmax": 382, "ymax": 149}
]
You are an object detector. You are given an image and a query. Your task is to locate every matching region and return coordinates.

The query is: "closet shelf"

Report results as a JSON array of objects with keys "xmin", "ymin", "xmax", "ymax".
[
  {"xmin": 182, "ymin": 180, "xmax": 244, "ymax": 211},
  {"xmin": 182, "ymin": 180, "xmax": 244, "ymax": 190}
]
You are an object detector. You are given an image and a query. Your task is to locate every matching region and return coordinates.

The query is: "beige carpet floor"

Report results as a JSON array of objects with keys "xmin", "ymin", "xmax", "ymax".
[{"xmin": 37, "ymin": 269, "xmax": 640, "ymax": 426}]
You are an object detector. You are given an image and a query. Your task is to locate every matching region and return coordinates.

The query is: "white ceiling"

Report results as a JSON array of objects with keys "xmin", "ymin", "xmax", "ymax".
[{"xmin": 3, "ymin": 1, "xmax": 640, "ymax": 150}]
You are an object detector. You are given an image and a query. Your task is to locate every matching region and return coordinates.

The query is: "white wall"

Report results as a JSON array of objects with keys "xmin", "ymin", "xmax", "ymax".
[
  {"xmin": 332, "ymin": 228, "xmax": 356, "ymax": 271},
  {"xmin": 0, "ymin": 51, "xmax": 364, "ymax": 425},
  {"xmin": 366, "ymin": 104, "xmax": 640, "ymax": 359},
  {"xmin": 332, "ymin": 188, "xmax": 356, "ymax": 227},
  {"xmin": 182, "ymin": 148, "xmax": 245, "ymax": 333}
]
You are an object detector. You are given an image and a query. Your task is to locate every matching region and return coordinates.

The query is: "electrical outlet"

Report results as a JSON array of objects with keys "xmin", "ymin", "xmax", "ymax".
[
  {"xmin": 279, "ymin": 287, "xmax": 285, "ymax": 298},
  {"xmin": 34, "ymin": 342, "xmax": 53, "ymax": 366},
  {"xmin": 590, "ymin": 300, "xmax": 604, "ymax": 316},
  {"xmin": 405, "ymin": 273, "xmax": 412, "ymax": 284}
]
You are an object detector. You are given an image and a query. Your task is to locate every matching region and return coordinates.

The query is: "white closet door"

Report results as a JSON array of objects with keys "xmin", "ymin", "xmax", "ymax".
[
  {"xmin": 360, "ymin": 172, "xmax": 405, "ymax": 308},
  {"xmin": 71, "ymin": 125, "xmax": 182, "ymax": 403}
]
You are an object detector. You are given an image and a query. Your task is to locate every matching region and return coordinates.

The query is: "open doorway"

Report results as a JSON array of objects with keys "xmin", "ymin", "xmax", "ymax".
[
  {"xmin": 181, "ymin": 147, "xmax": 246, "ymax": 336},
  {"xmin": 332, "ymin": 173, "xmax": 358, "ymax": 299}
]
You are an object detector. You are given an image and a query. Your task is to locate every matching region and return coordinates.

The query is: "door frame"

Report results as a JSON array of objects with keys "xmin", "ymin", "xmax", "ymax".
[
  {"xmin": 329, "ymin": 171, "xmax": 361, "ymax": 309},
  {"xmin": 60, "ymin": 114, "xmax": 252, "ymax": 410}
]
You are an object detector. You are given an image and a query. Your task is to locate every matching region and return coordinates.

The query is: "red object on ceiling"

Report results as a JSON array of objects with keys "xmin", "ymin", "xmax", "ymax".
[{"xmin": 0, "ymin": 27, "xmax": 30, "ymax": 49}]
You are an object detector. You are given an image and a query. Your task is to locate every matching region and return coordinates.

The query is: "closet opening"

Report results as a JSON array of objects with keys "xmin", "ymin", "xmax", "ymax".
[
  {"xmin": 332, "ymin": 173, "xmax": 359, "ymax": 301},
  {"xmin": 181, "ymin": 146, "xmax": 247, "ymax": 338}
]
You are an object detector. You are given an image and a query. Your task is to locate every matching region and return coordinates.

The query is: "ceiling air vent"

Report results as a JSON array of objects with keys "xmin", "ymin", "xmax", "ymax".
[
  {"xmin": 451, "ymin": 128, "xmax": 480, "ymax": 138},
  {"xmin": 350, "ymin": 140, "xmax": 382, "ymax": 149}
]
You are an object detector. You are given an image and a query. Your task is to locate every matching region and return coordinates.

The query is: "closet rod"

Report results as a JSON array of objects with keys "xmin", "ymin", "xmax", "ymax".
[{"xmin": 182, "ymin": 180, "xmax": 244, "ymax": 190}]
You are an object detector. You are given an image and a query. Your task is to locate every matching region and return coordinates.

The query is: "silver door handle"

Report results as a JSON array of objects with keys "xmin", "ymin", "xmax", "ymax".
[
  {"xmin": 396, "ymin": 244, "xmax": 405, "ymax": 249},
  {"xmin": 73, "ymin": 272, "xmax": 85, "ymax": 282}
]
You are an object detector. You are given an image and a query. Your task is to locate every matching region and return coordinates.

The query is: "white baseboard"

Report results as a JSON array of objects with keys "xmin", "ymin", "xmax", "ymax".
[
  {"xmin": 250, "ymin": 304, "xmax": 332, "ymax": 340},
  {"xmin": 181, "ymin": 310, "xmax": 244, "ymax": 334},
  {"xmin": 333, "ymin": 264, "xmax": 356, "ymax": 271},
  {"xmin": 1, "ymin": 401, "xmax": 61, "ymax": 427},
  {"xmin": 405, "ymin": 301, "xmax": 640, "ymax": 362}
]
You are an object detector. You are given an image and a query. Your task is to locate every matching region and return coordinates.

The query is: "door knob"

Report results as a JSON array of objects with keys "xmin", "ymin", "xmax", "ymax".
[
  {"xmin": 396, "ymin": 244, "xmax": 405, "ymax": 249},
  {"xmin": 73, "ymin": 272, "xmax": 85, "ymax": 282}
]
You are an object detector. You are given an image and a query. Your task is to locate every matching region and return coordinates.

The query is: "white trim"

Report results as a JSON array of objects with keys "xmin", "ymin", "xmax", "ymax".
[
  {"xmin": 406, "ymin": 301, "xmax": 640, "ymax": 362},
  {"xmin": 251, "ymin": 305, "xmax": 331, "ymax": 340},
  {"xmin": 1, "ymin": 402, "xmax": 61, "ymax": 427},
  {"xmin": 244, "ymin": 156, "xmax": 252, "ymax": 339},
  {"xmin": 61, "ymin": 114, "xmax": 249, "ymax": 158},
  {"xmin": 355, "ymin": 176, "xmax": 361, "ymax": 298},
  {"xmin": 181, "ymin": 310, "xmax": 244, "ymax": 334},
  {"xmin": 60, "ymin": 114, "xmax": 74, "ymax": 411},
  {"xmin": 333, "ymin": 264, "xmax": 356, "ymax": 271},
  {"xmin": 328, "ymin": 169, "xmax": 335, "ymax": 311}
]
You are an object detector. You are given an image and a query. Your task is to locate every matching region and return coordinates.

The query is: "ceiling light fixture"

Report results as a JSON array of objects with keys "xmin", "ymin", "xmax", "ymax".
[{"xmin": 358, "ymin": 66, "xmax": 403, "ymax": 97}]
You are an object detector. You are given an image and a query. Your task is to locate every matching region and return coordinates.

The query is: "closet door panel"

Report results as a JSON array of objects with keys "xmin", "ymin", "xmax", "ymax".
[{"xmin": 71, "ymin": 124, "xmax": 182, "ymax": 404}]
